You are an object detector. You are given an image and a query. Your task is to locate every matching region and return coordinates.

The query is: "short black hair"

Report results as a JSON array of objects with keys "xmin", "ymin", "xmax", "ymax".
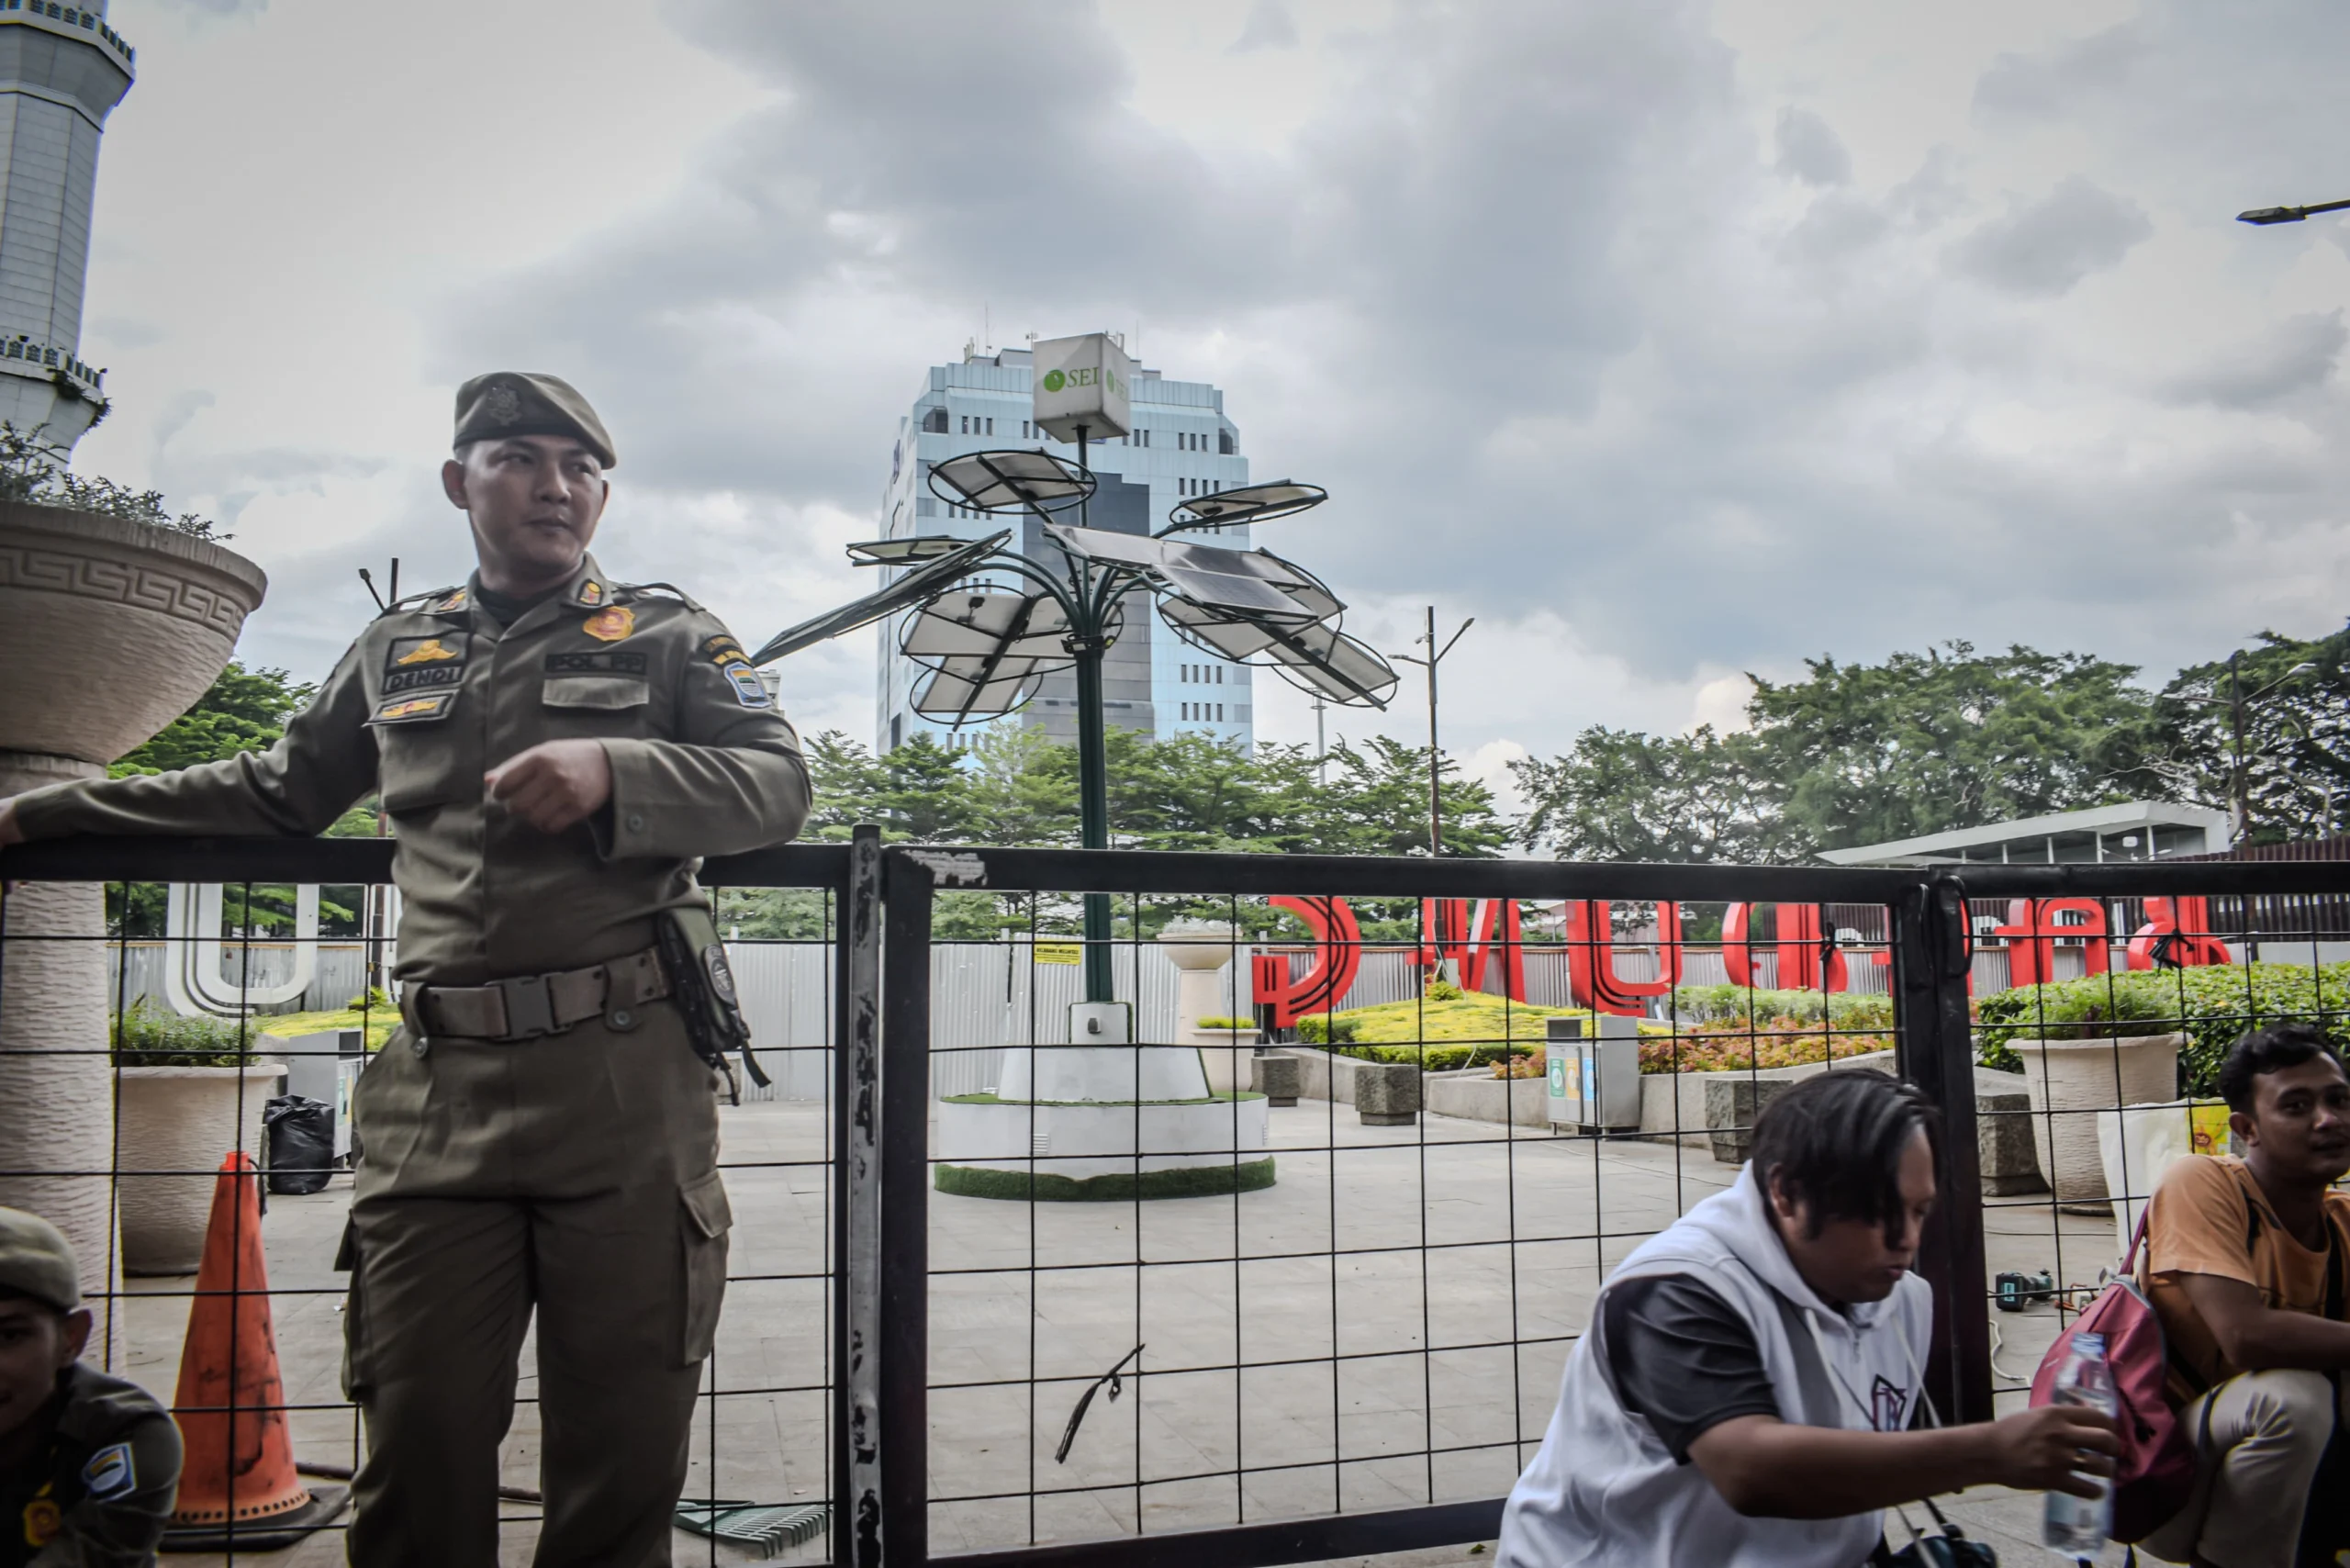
[
  {"xmin": 1750, "ymin": 1069, "xmax": 1941, "ymax": 1243},
  {"xmin": 2218, "ymin": 1023, "xmax": 2346, "ymax": 1114}
]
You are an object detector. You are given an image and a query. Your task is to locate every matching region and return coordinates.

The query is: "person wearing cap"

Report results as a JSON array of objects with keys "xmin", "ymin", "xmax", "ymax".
[
  {"xmin": 0, "ymin": 374, "xmax": 811, "ymax": 1566},
  {"xmin": 0, "ymin": 1208, "xmax": 182, "ymax": 1567}
]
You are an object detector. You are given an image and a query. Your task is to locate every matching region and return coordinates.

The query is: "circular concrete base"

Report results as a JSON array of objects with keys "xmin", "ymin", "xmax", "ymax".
[{"xmin": 936, "ymin": 1159, "xmax": 1276, "ymax": 1202}]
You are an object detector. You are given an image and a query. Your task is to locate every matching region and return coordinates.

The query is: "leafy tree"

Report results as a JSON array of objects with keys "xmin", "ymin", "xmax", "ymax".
[
  {"xmin": 2146, "ymin": 626, "xmax": 2350, "ymax": 845},
  {"xmin": 1746, "ymin": 642, "xmax": 2154, "ymax": 855},
  {"xmin": 1516, "ymin": 642, "xmax": 2158, "ymax": 864},
  {"xmin": 1514, "ymin": 725, "xmax": 1784, "ymax": 863}
]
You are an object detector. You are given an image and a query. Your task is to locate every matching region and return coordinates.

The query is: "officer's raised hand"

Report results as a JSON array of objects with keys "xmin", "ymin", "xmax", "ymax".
[{"xmin": 485, "ymin": 740, "xmax": 612, "ymax": 834}]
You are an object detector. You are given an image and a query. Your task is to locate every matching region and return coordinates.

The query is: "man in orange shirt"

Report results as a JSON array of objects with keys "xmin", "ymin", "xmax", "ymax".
[{"xmin": 2141, "ymin": 1023, "xmax": 2350, "ymax": 1568}]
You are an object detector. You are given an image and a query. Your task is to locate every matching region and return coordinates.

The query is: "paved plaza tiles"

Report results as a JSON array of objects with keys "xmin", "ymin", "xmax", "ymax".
[{"xmin": 118, "ymin": 1098, "xmax": 2114, "ymax": 1564}]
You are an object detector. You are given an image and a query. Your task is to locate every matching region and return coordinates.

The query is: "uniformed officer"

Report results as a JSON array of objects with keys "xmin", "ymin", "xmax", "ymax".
[
  {"xmin": 0, "ymin": 373, "xmax": 811, "ymax": 1567},
  {"xmin": 0, "ymin": 1207, "xmax": 182, "ymax": 1567}
]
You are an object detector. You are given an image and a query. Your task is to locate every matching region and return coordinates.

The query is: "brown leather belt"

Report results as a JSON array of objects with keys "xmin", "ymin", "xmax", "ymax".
[{"xmin": 403, "ymin": 947, "xmax": 669, "ymax": 1043}]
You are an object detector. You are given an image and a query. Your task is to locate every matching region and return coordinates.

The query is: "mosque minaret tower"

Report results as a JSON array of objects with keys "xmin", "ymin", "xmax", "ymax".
[{"xmin": 0, "ymin": 0, "xmax": 130, "ymax": 451}]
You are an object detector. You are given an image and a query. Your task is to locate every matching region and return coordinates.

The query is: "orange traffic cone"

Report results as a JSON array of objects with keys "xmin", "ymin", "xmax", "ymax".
[{"xmin": 161, "ymin": 1153, "xmax": 347, "ymax": 1551}]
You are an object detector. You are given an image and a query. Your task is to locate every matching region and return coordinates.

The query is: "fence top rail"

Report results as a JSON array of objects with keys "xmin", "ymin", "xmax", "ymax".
[
  {"xmin": 0, "ymin": 834, "xmax": 853, "ymax": 889},
  {"xmin": 880, "ymin": 845, "xmax": 2350, "ymax": 904},
  {"xmin": 10, "ymin": 834, "xmax": 2348, "ymax": 904}
]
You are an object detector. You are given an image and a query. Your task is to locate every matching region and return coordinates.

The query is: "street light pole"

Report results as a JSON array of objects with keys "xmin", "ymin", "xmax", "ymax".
[
  {"xmin": 2173, "ymin": 654, "xmax": 2315, "ymax": 846},
  {"xmin": 1392, "ymin": 607, "xmax": 1473, "ymax": 857},
  {"xmin": 2238, "ymin": 197, "xmax": 2350, "ymax": 226}
]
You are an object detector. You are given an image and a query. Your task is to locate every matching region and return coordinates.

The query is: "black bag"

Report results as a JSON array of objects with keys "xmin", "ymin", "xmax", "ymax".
[{"xmin": 263, "ymin": 1094, "xmax": 335, "ymax": 1194}]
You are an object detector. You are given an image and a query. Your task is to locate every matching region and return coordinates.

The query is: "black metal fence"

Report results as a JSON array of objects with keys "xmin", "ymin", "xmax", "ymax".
[{"xmin": 6, "ymin": 831, "xmax": 2350, "ymax": 1565}]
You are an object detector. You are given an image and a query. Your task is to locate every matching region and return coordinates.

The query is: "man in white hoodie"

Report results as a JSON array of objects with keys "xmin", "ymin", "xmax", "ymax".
[{"xmin": 1498, "ymin": 1069, "xmax": 2120, "ymax": 1568}]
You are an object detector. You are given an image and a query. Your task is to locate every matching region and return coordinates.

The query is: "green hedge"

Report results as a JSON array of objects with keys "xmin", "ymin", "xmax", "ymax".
[
  {"xmin": 1975, "ymin": 963, "xmax": 2350, "ymax": 1097},
  {"xmin": 1294, "ymin": 1014, "xmax": 1360, "ymax": 1045},
  {"xmin": 1332, "ymin": 1041, "xmax": 1531, "ymax": 1073},
  {"xmin": 1668, "ymin": 986, "xmax": 1896, "ymax": 1030},
  {"xmin": 110, "ymin": 1002, "xmax": 257, "ymax": 1068},
  {"xmin": 935, "ymin": 1159, "xmax": 1277, "ymax": 1202}
]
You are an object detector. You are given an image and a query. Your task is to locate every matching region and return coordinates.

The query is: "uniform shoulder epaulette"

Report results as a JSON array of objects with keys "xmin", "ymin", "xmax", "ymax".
[
  {"xmin": 382, "ymin": 586, "xmax": 462, "ymax": 618},
  {"xmin": 615, "ymin": 581, "xmax": 707, "ymax": 613}
]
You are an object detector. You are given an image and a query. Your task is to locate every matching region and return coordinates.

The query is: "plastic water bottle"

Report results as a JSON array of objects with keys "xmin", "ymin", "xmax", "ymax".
[{"xmin": 2042, "ymin": 1331, "xmax": 2117, "ymax": 1556}]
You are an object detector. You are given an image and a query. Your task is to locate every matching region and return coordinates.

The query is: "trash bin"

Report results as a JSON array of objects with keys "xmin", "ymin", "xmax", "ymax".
[{"xmin": 263, "ymin": 1095, "xmax": 336, "ymax": 1195}]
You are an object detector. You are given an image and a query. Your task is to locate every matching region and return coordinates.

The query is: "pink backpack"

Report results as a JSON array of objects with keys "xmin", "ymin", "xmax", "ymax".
[{"xmin": 2028, "ymin": 1212, "xmax": 2196, "ymax": 1544}]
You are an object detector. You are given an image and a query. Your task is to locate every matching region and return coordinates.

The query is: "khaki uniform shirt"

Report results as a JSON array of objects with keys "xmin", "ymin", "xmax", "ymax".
[
  {"xmin": 0, "ymin": 1362, "xmax": 182, "ymax": 1568},
  {"xmin": 13, "ymin": 554, "xmax": 809, "ymax": 986}
]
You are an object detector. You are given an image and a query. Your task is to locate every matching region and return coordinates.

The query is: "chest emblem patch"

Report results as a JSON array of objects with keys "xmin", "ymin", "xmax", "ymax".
[
  {"xmin": 81, "ymin": 1440, "xmax": 135, "ymax": 1502},
  {"xmin": 373, "ymin": 693, "xmax": 454, "ymax": 723},
  {"xmin": 384, "ymin": 634, "xmax": 469, "ymax": 697},
  {"xmin": 584, "ymin": 606, "xmax": 636, "ymax": 643}
]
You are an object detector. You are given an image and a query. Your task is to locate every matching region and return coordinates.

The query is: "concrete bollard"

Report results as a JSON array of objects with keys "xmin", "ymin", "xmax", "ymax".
[
  {"xmin": 1355, "ymin": 1061, "xmax": 1420, "ymax": 1126},
  {"xmin": 1250, "ymin": 1054, "xmax": 1301, "ymax": 1107}
]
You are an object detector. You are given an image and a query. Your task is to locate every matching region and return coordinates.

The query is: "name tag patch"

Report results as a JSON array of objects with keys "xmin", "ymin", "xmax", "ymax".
[
  {"xmin": 383, "ymin": 635, "xmax": 468, "ymax": 697},
  {"xmin": 724, "ymin": 665, "xmax": 771, "ymax": 709},
  {"xmin": 81, "ymin": 1441, "xmax": 136, "ymax": 1502},
  {"xmin": 546, "ymin": 650, "xmax": 647, "ymax": 676},
  {"xmin": 372, "ymin": 693, "xmax": 454, "ymax": 724}
]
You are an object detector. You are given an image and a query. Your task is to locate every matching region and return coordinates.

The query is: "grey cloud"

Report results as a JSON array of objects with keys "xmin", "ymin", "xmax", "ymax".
[
  {"xmin": 1229, "ymin": 0, "xmax": 1298, "ymax": 54},
  {"xmin": 1950, "ymin": 176, "xmax": 2151, "ymax": 297},
  {"xmin": 405, "ymin": 0, "xmax": 2350, "ymax": 751},
  {"xmin": 1973, "ymin": 24, "xmax": 2147, "ymax": 122},
  {"xmin": 2163, "ymin": 311, "xmax": 2346, "ymax": 408},
  {"xmin": 1774, "ymin": 107, "xmax": 1851, "ymax": 186}
]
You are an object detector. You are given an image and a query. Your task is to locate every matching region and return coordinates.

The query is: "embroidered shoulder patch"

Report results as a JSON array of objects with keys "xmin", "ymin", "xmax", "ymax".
[
  {"xmin": 383, "ymin": 634, "xmax": 469, "ymax": 697},
  {"xmin": 583, "ymin": 606, "xmax": 636, "ymax": 643},
  {"xmin": 372, "ymin": 693, "xmax": 454, "ymax": 724},
  {"xmin": 724, "ymin": 665, "xmax": 772, "ymax": 709},
  {"xmin": 547, "ymin": 650, "xmax": 647, "ymax": 676},
  {"xmin": 81, "ymin": 1441, "xmax": 135, "ymax": 1502}
]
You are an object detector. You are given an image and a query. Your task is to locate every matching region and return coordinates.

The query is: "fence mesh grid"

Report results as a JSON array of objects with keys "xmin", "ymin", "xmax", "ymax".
[
  {"xmin": 0, "ymin": 867, "xmax": 840, "ymax": 1565},
  {"xmin": 4, "ymin": 845, "xmax": 2345, "ymax": 1565}
]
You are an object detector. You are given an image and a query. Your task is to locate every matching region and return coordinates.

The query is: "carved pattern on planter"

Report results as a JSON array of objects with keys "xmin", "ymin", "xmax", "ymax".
[{"xmin": 0, "ymin": 543, "xmax": 251, "ymax": 636}]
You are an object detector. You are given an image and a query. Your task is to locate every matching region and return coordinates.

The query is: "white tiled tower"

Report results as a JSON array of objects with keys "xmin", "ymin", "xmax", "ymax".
[{"xmin": 0, "ymin": 1, "xmax": 130, "ymax": 452}]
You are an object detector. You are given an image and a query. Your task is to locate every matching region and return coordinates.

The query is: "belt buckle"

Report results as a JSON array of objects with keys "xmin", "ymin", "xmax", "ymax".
[{"xmin": 491, "ymin": 973, "xmax": 561, "ymax": 1041}]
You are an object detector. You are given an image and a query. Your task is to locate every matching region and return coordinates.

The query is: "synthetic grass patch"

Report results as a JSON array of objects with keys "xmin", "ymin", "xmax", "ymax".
[{"xmin": 934, "ymin": 1159, "xmax": 1277, "ymax": 1203}]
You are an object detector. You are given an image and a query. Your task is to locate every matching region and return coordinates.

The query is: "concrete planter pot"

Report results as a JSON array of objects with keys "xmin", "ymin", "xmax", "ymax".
[
  {"xmin": 115, "ymin": 1064, "xmax": 285, "ymax": 1274},
  {"xmin": 1184, "ymin": 1027, "xmax": 1256, "ymax": 1094},
  {"xmin": 0, "ymin": 504, "xmax": 265, "ymax": 1318},
  {"xmin": 2009, "ymin": 1034, "xmax": 2184, "ymax": 1206}
]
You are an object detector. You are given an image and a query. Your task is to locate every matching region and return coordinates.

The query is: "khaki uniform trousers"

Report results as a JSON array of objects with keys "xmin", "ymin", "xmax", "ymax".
[
  {"xmin": 2140, "ymin": 1368, "xmax": 2349, "ymax": 1568},
  {"xmin": 340, "ymin": 1001, "xmax": 732, "ymax": 1568}
]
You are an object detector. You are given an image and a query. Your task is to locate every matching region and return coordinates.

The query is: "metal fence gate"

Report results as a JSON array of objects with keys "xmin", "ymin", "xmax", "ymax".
[{"xmin": 6, "ymin": 826, "xmax": 2350, "ymax": 1565}]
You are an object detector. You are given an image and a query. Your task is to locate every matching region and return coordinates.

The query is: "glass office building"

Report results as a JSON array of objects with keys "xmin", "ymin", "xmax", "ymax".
[{"xmin": 875, "ymin": 342, "xmax": 1256, "ymax": 754}]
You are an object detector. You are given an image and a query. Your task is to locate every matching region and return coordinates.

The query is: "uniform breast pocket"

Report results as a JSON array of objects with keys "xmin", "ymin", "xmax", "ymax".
[
  {"xmin": 542, "ymin": 674, "xmax": 650, "ymax": 733},
  {"xmin": 369, "ymin": 708, "xmax": 468, "ymax": 815}
]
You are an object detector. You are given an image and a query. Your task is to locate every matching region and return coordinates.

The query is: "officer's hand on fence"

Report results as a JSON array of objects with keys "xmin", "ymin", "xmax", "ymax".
[
  {"xmin": 485, "ymin": 741, "xmax": 613, "ymax": 834},
  {"xmin": 1983, "ymin": 1404, "xmax": 2123, "ymax": 1498}
]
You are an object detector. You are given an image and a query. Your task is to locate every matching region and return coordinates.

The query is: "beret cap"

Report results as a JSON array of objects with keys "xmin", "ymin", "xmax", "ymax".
[
  {"xmin": 0, "ymin": 1206, "xmax": 79, "ymax": 1314},
  {"xmin": 453, "ymin": 372, "xmax": 616, "ymax": 469}
]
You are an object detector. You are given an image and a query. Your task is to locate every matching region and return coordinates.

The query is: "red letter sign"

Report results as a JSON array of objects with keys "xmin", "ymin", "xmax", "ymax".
[
  {"xmin": 1565, "ymin": 901, "xmax": 1684, "ymax": 1016},
  {"xmin": 1252, "ymin": 895, "xmax": 1364, "ymax": 1026},
  {"xmin": 1418, "ymin": 898, "xmax": 1528, "ymax": 1001},
  {"xmin": 2125, "ymin": 897, "xmax": 2232, "ymax": 971},
  {"xmin": 1722, "ymin": 903, "xmax": 1850, "ymax": 993},
  {"xmin": 1995, "ymin": 898, "xmax": 2109, "ymax": 989}
]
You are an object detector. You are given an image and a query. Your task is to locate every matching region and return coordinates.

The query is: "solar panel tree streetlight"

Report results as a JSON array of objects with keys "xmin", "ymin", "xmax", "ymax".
[
  {"xmin": 751, "ymin": 334, "xmax": 1399, "ymax": 1009},
  {"xmin": 748, "ymin": 338, "xmax": 1396, "ymax": 1200}
]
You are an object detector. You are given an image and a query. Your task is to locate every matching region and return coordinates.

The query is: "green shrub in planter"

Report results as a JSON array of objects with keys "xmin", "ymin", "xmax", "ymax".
[
  {"xmin": 1294, "ymin": 1014, "xmax": 1360, "ymax": 1045},
  {"xmin": 1975, "ymin": 963, "xmax": 2350, "ymax": 1097},
  {"xmin": 110, "ymin": 1002, "xmax": 258, "ymax": 1068}
]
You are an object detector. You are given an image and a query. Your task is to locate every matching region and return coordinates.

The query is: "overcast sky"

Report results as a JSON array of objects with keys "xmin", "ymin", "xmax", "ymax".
[{"xmin": 78, "ymin": 0, "xmax": 2350, "ymax": 801}]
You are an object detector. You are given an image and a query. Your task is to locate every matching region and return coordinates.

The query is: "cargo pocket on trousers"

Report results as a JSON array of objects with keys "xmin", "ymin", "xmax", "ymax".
[
  {"xmin": 679, "ymin": 1169, "xmax": 733, "ymax": 1364},
  {"xmin": 337, "ymin": 1217, "xmax": 371, "ymax": 1400}
]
